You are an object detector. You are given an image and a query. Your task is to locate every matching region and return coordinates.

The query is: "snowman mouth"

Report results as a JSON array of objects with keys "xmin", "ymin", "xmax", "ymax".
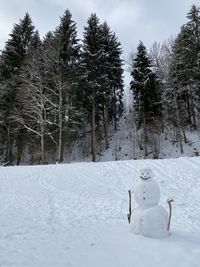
[{"xmin": 140, "ymin": 176, "xmax": 151, "ymax": 180}]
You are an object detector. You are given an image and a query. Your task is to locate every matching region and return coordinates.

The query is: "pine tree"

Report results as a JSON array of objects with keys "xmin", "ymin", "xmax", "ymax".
[
  {"xmin": 1, "ymin": 13, "xmax": 34, "ymax": 79},
  {"xmin": 98, "ymin": 22, "xmax": 124, "ymax": 146},
  {"xmin": 130, "ymin": 41, "xmax": 162, "ymax": 157},
  {"xmin": 170, "ymin": 5, "xmax": 200, "ymax": 131},
  {"xmin": 101, "ymin": 23, "xmax": 124, "ymax": 129},
  {"xmin": 0, "ymin": 13, "xmax": 35, "ymax": 164},
  {"xmin": 81, "ymin": 13, "xmax": 105, "ymax": 162},
  {"xmin": 184, "ymin": 5, "xmax": 200, "ymax": 128},
  {"xmin": 80, "ymin": 16, "xmax": 124, "ymax": 160},
  {"xmin": 53, "ymin": 9, "xmax": 81, "ymax": 162},
  {"xmin": 185, "ymin": 4, "xmax": 200, "ymax": 83}
]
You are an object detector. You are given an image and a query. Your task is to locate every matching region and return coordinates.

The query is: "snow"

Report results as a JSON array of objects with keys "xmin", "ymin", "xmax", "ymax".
[
  {"xmin": 134, "ymin": 177, "xmax": 160, "ymax": 207},
  {"xmin": 131, "ymin": 205, "xmax": 169, "ymax": 238},
  {"xmin": 0, "ymin": 157, "xmax": 200, "ymax": 266},
  {"xmin": 96, "ymin": 111, "xmax": 200, "ymax": 162}
]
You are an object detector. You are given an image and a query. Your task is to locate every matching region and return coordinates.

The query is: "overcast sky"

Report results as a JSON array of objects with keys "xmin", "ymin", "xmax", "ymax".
[{"xmin": 0, "ymin": 0, "xmax": 199, "ymax": 56}]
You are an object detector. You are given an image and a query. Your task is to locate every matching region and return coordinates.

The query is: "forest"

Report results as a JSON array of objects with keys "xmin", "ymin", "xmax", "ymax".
[{"xmin": 0, "ymin": 4, "xmax": 200, "ymax": 165}]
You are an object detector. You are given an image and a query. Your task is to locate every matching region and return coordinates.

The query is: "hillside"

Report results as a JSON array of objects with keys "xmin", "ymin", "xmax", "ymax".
[
  {"xmin": 101, "ymin": 118, "xmax": 200, "ymax": 161},
  {"xmin": 0, "ymin": 157, "xmax": 200, "ymax": 266},
  {"xmin": 66, "ymin": 110, "xmax": 200, "ymax": 163}
]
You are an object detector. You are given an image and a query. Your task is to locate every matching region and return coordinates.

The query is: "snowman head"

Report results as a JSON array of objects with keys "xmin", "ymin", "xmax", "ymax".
[{"xmin": 139, "ymin": 168, "xmax": 153, "ymax": 180}]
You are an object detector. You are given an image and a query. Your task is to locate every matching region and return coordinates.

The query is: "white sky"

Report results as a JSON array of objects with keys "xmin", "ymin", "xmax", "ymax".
[{"xmin": 0, "ymin": 0, "xmax": 199, "ymax": 56}]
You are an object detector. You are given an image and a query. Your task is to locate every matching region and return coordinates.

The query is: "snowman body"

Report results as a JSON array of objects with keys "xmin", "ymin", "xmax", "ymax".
[{"xmin": 130, "ymin": 169, "xmax": 168, "ymax": 238}]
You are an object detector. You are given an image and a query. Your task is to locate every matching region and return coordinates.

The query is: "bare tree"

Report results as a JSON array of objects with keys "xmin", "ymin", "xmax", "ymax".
[{"xmin": 15, "ymin": 49, "xmax": 58, "ymax": 164}]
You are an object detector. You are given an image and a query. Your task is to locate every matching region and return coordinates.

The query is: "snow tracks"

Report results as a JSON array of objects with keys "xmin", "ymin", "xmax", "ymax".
[{"xmin": 0, "ymin": 158, "xmax": 200, "ymax": 266}]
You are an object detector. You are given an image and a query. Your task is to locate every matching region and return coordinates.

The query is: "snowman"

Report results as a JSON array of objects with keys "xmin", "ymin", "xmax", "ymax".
[{"xmin": 129, "ymin": 168, "xmax": 171, "ymax": 238}]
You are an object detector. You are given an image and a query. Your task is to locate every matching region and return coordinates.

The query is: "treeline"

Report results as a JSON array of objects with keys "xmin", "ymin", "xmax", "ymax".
[
  {"xmin": 0, "ymin": 5, "xmax": 200, "ymax": 164},
  {"xmin": 0, "ymin": 11, "xmax": 123, "ymax": 165},
  {"xmin": 129, "ymin": 4, "xmax": 200, "ymax": 158}
]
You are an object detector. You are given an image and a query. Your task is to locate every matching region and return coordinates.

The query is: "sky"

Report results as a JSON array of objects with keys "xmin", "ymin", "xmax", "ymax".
[
  {"xmin": 0, "ymin": 0, "xmax": 200, "ymax": 56},
  {"xmin": 0, "ymin": 0, "xmax": 199, "ymax": 93}
]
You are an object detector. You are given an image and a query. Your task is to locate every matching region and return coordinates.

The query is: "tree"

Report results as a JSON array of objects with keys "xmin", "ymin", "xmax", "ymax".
[
  {"xmin": 15, "ymin": 11, "xmax": 82, "ymax": 164},
  {"xmin": 170, "ymin": 5, "xmax": 200, "ymax": 131},
  {"xmin": 15, "ymin": 44, "xmax": 55, "ymax": 164},
  {"xmin": 0, "ymin": 13, "xmax": 35, "ymax": 164},
  {"xmin": 81, "ymin": 13, "xmax": 104, "ymax": 162},
  {"xmin": 97, "ymin": 22, "xmax": 124, "ymax": 148},
  {"xmin": 149, "ymin": 39, "xmax": 174, "ymax": 134},
  {"xmin": 130, "ymin": 41, "xmax": 162, "ymax": 157},
  {"xmin": 101, "ymin": 23, "xmax": 124, "ymax": 130},
  {"xmin": 53, "ymin": 9, "xmax": 81, "ymax": 162},
  {"xmin": 16, "ymin": 10, "xmax": 82, "ymax": 164},
  {"xmin": 81, "ymin": 15, "xmax": 124, "ymax": 161}
]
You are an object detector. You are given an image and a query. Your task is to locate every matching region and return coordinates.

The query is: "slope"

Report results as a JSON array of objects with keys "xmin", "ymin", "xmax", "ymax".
[{"xmin": 0, "ymin": 157, "xmax": 200, "ymax": 266}]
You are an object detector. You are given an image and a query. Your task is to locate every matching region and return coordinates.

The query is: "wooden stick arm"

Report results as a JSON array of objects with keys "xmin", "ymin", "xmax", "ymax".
[
  {"xmin": 167, "ymin": 198, "xmax": 174, "ymax": 231},
  {"xmin": 127, "ymin": 190, "xmax": 132, "ymax": 224}
]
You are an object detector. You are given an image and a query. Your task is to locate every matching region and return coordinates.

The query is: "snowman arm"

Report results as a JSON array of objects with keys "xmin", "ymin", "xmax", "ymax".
[
  {"xmin": 167, "ymin": 198, "xmax": 174, "ymax": 231},
  {"xmin": 127, "ymin": 190, "xmax": 132, "ymax": 224}
]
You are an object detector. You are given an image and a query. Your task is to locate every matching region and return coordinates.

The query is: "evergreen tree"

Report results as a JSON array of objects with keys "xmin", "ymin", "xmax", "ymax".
[
  {"xmin": 185, "ymin": 4, "xmax": 200, "ymax": 84},
  {"xmin": 53, "ymin": 9, "xmax": 82, "ymax": 162},
  {"xmin": 0, "ymin": 13, "xmax": 35, "ymax": 164},
  {"xmin": 1, "ymin": 13, "xmax": 34, "ymax": 79},
  {"xmin": 30, "ymin": 30, "xmax": 41, "ymax": 50},
  {"xmin": 81, "ymin": 13, "xmax": 105, "ymax": 162},
  {"xmin": 101, "ymin": 23, "xmax": 124, "ymax": 128},
  {"xmin": 81, "ymin": 15, "xmax": 124, "ymax": 159},
  {"xmin": 170, "ymin": 5, "xmax": 200, "ymax": 130},
  {"xmin": 130, "ymin": 41, "xmax": 162, "ymax": 157},
  {"xmin": 98, "ymin": 22, "xmax": 124, "ymax": 147}
]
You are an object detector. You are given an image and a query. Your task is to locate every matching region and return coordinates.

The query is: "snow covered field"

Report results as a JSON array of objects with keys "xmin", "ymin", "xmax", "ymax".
[{"xmin": 0, "ymin": 157, "xmax": 200, "ymax": 267}]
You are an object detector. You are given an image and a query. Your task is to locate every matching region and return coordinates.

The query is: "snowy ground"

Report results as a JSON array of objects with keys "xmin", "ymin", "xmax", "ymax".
[
  {"xmin": 0, "ymin": 157, "xmax": 200, "ymax": 267},
  {"xmin": 66, "ymin": 111, "xmax": 200, "ymax": 163},
  {"xmin": 100, "ymin": 115, "xmax": 200, "ymax": 162}
]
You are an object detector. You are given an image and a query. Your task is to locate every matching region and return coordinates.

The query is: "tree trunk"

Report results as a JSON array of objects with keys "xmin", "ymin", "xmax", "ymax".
[
  {"xmin": 58, "ymin": 80, "xmax": 63, "ymax": 163},
  {"xmin": 183, "ymin": 129, "xmax": 187, "ymax": 144},
  {"xmin": 40, "ymin": 89, "xmax": 45, "ymax": 164},
  {"xmin": 174, "ymin": 90, "xmax": 184, "ymax": 154},
  {"xmin": 185, "ymin": 90, "xmax": 192, "ymax": 125},
  {"xmin": 189, "ymin": 83, "xmax": 197, "ymax": 130},
  {"xmin": 41, "ymin": 129, "xmax": 45, "ymax": 164},
  {"xmin": 91, "ymin": 96, "xmax": 96, "ymax": 162},
  {"xmin": 103, "ymin": 104, "xmax": 109, "ymax": 149},
  {"xmin": 143, "ymin": 117, "xmax": 148, "ymax": 158},
  {"xmin": 16, "ymin": 131, "xmax": 24, "ymax": 165},
  {"xmin": 5, "ymin": 124, "xmax": 13, "ymax": 164},
  {"xmin": 113, "ymin": 88, "xmax": 117, "ymax": 131}
]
